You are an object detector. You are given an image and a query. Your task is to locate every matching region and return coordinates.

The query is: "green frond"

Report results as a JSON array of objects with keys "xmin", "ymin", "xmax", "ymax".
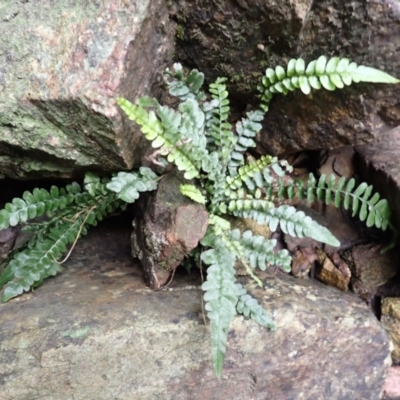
[
  {"xmin": 231, "ymin": 229, "xmax": 292, "ymax": 273},
  {"xmin": 201, "ymin": 238, "xmax": 238, "ymax": 378},
  {"xmin": 84, "ymin": 172, "xmax": 110, "ymax": 197},
  {"xmin": 258, "ymin": 56, "xmax": 399, "ymax": 111},
  {"xmin": 0, "ymin": 215, "xmax": 88, "ymax": 302},
  {"xmin": 229, "ymin": 201, "xmax": 340, "ymax": 246},
  {"xmin": 117, "ymin": 97, "xmax": 206, "ymax": 179},
  {"xmin": 236, "ymin": 284, "xmax": 275, "ymax": 329},
  {"xmin": 275, "ymin": 173, "xmax": 391, "ymax": 231},
  {"xmin": 228, "ymin": 110, "xmax": 264, "ymax": 173},
  {"xmin": 106, "ymin": 167, "xmax": 158, "ymax": 203},
  {"xmin": 207, "ymin": 77, "xmax": 234, "ymax": 163},
  {"xmin": 179, "ymin": 184, "xmax": 207, "ymax": 204},
  {"xmin": 164, "ymin": 63, "xmax": 206, "ymax": 101},
  {"xmin": 0, "ymin": 186, "xmax": 78, "ymax": 230}
]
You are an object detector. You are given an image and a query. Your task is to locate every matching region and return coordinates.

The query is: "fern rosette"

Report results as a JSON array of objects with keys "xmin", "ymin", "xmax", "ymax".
[{"xmin": 1, "ymin": 57, "xmax": 397, "ymax": 378}]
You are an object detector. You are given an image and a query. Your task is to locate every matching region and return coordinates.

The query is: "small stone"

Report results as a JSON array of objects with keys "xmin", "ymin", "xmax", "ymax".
[
  {"xmin": 316, "ymin": 250, "xmax": 351, "ymax": 291},
  {"xmin": 381, "ymin": 297, "xmax": 400, "ymax": 363},
  {"xmin": 132, "ymin": 169, "xmax": 208, "ymax": 289}
]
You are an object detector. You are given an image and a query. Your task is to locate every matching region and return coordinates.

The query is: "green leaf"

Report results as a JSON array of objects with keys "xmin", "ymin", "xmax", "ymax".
[
  {"xmin": 351, "ymin": 66, "xmax": 399, "ymax": 84},
  {"xmin": 180, "ymin": 184, "xmax": 207, "ymax": 204},
  {"xmin": 0, "ymin": 209, "xmax": 10, "ymax": 230}
]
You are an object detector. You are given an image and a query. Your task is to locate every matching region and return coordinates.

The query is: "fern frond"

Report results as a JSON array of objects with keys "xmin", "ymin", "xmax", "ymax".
[
  {"xmin": 201, "ymin": 238, "xmax": 238, "ymax": 378},
  {"xmin": 164, "ymin": 63, "xmax": 206, "ymax": 101},
  {"xmin": 0, "ymin": 214, "xmax": 88, "ymax": 302},
  {"xmin": 207, "ymin": 78, "xmax": 234, "ymax": 162},
  {"xmin": 236, "ymin": 284, "xmax": 275, "ymax": 329},
  {"xmin": 232, "ymin": 229, "xmax": 292, "ymax": 272},
  {"xmin": 117, "ymin": 98, "xmax": 205, "ymax": 179},
  {"xmin": 225, "ymin": 156, "xmax": 293, "ymax": 198},
  {"xmin": 179, "ymin": 184, "xmax": 207, "ymax": 204},
  {"xmin": 275, "ymin": 173, "xmax": 391, "ymax": 230},
  {"xmin": 228, "ymin": 110, "xmax": 264, "ymax": 173},
  {"xmin": 229, "ymin": 201, "xmax": 340, "ymax": 246},
  {"xmin": 0, "ymin": 185, "xmax": 79, "ymax": 230},
  {"xmin": 258, "ymin": 56, "xmax": 400, "ymax": 111},
  {"xmin": 106, "ymin": 167, "xmax": 158, "ymax": 203}
]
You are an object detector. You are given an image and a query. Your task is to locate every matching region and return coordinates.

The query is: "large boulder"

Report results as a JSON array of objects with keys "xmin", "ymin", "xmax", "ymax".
[
  {"xmin": 172, "ymin": 0, "xmax": 400, "ymax": 155},
  {"xmin": 0, "ymin": 217, "xmax": 392, "ymax": 399},
  {"xmin": 0, "ymin": 0, "xmax": 174, "ymax": 178}
]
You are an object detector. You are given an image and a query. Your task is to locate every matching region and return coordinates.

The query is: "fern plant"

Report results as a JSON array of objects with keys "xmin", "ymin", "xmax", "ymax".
[
  {"xmin": 0, "ymin": 168, "xmax": 158, "ymax": 302},
  {"xmin": 116, "ymin": 59, "xmax": 397, "ymax": 376},
  {"xmin": 0, "ymin": 57, "xmax": 397, "ymax": 378}
]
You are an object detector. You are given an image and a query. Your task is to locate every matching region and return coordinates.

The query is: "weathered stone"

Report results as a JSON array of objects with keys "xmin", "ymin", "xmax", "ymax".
[
  {"xmin": 316, "ymin": 249, "xmax": 351, "ymax": 291},
  {"xmin": 173, "ymin": 0, "xmax": 400, "ymax": 155},
  {"xmin": 347, "ymin": 244, "xmax": 399, "ymax": 302},
  {"xmin": 381, "ymin": 297, "xmax": 400, "ymax": 363},
  {"xmin": 291, "ymin": 247, "xmax": 317, "ymax": 278},
  {"xmin": 0, "ymin": 226, "xmax": 19, "ymax": 264},
  {"xmin": 318, "ymin": 145, "xmax": 356, "ymax": 180},
  {"xmin": 0, "ymin": 217, "xmax": 392, "ymax": 399},
  {"xmin": 132, "ymin": 169, "xmax": 208, "ymax": 289},
  {"xmin": 383, "ymin": 366, "xmax": 400, "ymax": 400},
  {"xmin": 0, "ymin": 0, "xmax": 174, "ymax": 178}
]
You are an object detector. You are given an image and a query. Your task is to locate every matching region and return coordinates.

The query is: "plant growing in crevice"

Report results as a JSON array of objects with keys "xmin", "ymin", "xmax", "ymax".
[{"xmin": 0, "ymin": 57, "xmax": 398, "ymax": 377}]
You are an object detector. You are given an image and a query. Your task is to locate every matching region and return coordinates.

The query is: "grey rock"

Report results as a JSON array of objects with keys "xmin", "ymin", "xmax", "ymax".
[
  {"xmin": 0, "ymin": 0, "xmax": 174, "ymax": 178},
  {"xmin": 0, "ymin": 218, "xmax": 392, "ymax": 399}
]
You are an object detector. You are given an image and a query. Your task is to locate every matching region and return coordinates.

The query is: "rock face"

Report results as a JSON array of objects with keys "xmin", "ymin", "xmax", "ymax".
[
  {"xmin": 0, "ymin": 217, "xmax": 392, "ymax": 399},
  {"xmin": 0, "ymin": 0, "xmax": 173, "ymax": 178},
  {"xmin": 173, "ymin": 0, "xmax": 400, "ymax": 155},
  {"xmin": 131, "ymin": 169, "xmax": 209, "ymax": 289}
]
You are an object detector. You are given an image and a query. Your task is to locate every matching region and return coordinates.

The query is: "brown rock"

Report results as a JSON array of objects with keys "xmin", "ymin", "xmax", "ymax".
[
  {"xmin": 291, "ymin": 247, "xmax": 318, "ymax": 278},
  {"xmin": 318, "ymin": 146, "xmax": 356, "ymax": 181},
  {"xmin": 316, "ymin": 250, "xmax": 351, "ymax": 291},
  {"xmin": 0, "ymin": 216, "xmax": 392, "ymax": 399},
  {"xmin": 349, "ymin": 244, "xmax": 399, "ymax": 302},
  {"xmin": 132, "ymin": 169, "xmax": 208, "ymax": 289}
]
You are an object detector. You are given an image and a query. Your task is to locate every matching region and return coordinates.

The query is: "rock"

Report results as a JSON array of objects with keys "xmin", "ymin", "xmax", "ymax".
[
  {"xmin": 131, "ymin": 169, "xmax": 208, "ymax": 289},
  {"xmin": 316, "ymin": 250, "xmax": 351, "ymax": 291},
  {"xmin": 0, "ymin": 0, "xmax": 174, "ymax": 178},
  {"xmin": 318, "ymin": 145, "xmax": 356, "ymax": 181},
  {"xmin": 291, "ymin": 247, "xmax": 317, "ymax": 278},
  {"xmin": 383, "ymin": 366, "xmax": 400, "ymax": 400},
  {"xmin": 0, "ymin": 216, "xmax": 392, "ymax": 399},
  {"xmin": 381, "ymin": 297, "xmax": 400, "ymax": 363},
  {"xmin": 346, "ymin": 244, "xmax": 399, "ymax": 303},
  {"xmin": 0, "ymin": 226, "xmax": 19, "ymax": 264},
  {"xmin": 173, "ymin": 0, "xmax": 400, "ymax": 155}
]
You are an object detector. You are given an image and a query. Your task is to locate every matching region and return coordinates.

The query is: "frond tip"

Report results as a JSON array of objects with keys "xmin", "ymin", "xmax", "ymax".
[{"xmin": 258, "ymin": 56, "xmax": 399, "ymax": 111}]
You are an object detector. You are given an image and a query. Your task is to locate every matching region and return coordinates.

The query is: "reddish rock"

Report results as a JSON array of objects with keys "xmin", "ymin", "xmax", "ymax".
[{"xmin": 132, "ymin": 169, "xmax": 208, "ymax": 289}]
